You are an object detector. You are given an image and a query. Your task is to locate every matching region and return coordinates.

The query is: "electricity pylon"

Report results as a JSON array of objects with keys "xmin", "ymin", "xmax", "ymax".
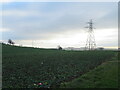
[{"xmin": 85, "ymin": 19, "xmax": 96, "ymax": 50}]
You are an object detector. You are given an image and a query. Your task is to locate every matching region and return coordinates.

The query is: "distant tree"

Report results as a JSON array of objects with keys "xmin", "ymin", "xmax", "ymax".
[
  {"xmin": 8, "ymin": 39, "xmax": 15, "ymax": 45},
  {"xmin": 58, "ymin": 45, "xmax": 62, "ymax": 50},
  {"xmin": 99, "ymin": 47, "xmax": 104, "ymax": 50}
]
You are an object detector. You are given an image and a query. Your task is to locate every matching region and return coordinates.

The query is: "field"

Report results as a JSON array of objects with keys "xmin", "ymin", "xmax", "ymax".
[
  {"xmin": 60, "ymin": 54, "xmax": 119, "ymax": 88},
  {"xmin": 2, "ymin": 43, "xmax": 118, "ymax": 88}
]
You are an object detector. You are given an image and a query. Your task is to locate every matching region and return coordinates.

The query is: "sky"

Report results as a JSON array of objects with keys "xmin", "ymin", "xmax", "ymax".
[{"xmin": 0, "ymin": 1, "xmax": 118, "ymax": 48}]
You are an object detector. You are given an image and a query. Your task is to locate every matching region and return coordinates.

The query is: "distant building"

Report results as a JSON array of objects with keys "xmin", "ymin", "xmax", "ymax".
[
  {"xmin": 66, "ymin": 47, "xmax": 74, "ymax": 50},
  {"xmin": 64, "ymin": 47, "xmax": 85, "ymax": 51}
]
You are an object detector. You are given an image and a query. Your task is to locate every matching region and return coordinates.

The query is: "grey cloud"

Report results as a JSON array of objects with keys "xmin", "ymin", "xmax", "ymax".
[{"xmin": 2, "ymin": 2, "xmax": 118, "ymax": 46}]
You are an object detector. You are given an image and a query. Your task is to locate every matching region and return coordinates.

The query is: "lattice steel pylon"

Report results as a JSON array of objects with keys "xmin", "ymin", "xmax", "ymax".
[{"xmin": 85, "ymin": 19, "xmax": 96, "ymax": 50}]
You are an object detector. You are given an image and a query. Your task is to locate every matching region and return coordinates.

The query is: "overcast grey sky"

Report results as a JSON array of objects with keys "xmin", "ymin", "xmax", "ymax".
[{"xmin": 0, "ymin": 2, "xmax": 118, "ymax": 48}]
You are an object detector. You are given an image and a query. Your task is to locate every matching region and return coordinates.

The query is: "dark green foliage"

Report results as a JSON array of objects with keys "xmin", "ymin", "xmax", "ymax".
[
  {"xmin": 2, "ymin": 44, "xmax": 116, "ymax": 88},
  {"xmin": 60, "ymin": 56, "xmax": 119, "ymax": 88}
]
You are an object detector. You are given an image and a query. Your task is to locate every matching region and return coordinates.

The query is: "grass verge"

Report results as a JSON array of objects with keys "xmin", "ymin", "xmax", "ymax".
[{"xmin": 60, "ymin": 53, "xmax": 119, "ymax": 88}]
